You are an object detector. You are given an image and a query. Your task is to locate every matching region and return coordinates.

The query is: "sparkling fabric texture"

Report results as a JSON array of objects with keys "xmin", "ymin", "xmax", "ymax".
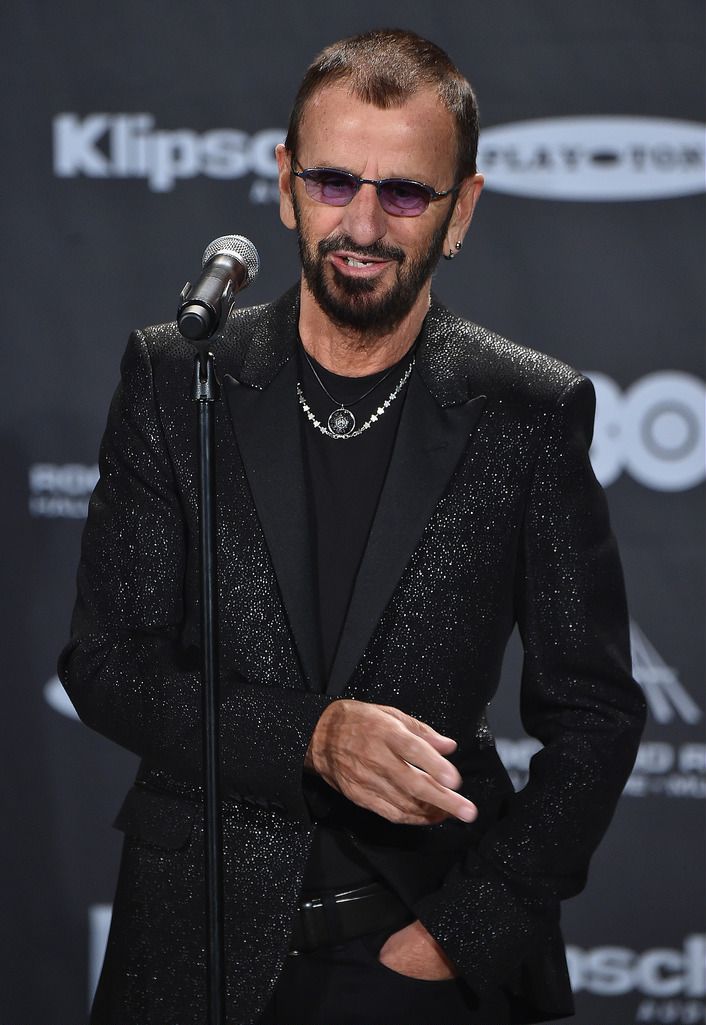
[{"xmin": 59, "ymin": 285, "xmax": 646, "ymax": 1025}]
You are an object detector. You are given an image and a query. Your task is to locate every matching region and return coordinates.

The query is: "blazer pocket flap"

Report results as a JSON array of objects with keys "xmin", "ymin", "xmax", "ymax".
[{"xmin": 113, "ymin": 785, "xmax": 196, "ymax": 850}]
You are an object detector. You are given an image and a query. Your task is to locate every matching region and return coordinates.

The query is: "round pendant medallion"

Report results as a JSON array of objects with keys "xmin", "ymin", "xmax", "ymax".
[{"xmin": 328, "ymin": 407, "xmax": 356, "ymax": 436}]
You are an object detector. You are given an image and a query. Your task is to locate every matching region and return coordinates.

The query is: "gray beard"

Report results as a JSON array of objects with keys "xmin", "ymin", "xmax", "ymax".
[{"xmin": 293, "ymin": 194, "xmax": 453, "ymax": 336}]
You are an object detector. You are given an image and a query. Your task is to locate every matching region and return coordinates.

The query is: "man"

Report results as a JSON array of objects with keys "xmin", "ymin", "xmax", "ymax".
[{"xmin": 59, "ymin": 28, "xmax": 646, "ymax": 1025}]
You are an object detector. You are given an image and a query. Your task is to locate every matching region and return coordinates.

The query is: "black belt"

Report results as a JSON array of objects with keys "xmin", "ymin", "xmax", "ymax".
[{"xmin": 289, "ymin": 882, "xmax": 412, "ymax": 954}]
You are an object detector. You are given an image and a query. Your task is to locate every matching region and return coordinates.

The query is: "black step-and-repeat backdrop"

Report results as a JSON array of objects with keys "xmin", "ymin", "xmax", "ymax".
[{"xmin": 3, "ymin": 3, "xmax": 704, "ymax": 1023}]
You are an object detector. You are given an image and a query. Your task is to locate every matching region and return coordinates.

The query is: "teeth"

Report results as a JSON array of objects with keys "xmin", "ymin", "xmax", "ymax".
[{"xmin": 345, "ymin": 257, "xmax": 372, "ymax": 267}]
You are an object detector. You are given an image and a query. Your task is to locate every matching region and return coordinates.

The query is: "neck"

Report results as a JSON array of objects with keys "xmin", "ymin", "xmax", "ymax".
[{"xmin": 297, "ymin": 276, "xmax": 430, "ymax": 376}]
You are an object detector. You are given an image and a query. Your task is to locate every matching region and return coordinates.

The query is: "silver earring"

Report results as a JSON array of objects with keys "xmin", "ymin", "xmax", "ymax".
[{"xmin": 455, "ymin": 240, "xmax": 463, "ymax": 251}]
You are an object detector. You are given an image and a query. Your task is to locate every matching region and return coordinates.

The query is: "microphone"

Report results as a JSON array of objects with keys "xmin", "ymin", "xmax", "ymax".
[{"xmin": 177, "ymin": 235, "xmax": 260, "ymax": 342}]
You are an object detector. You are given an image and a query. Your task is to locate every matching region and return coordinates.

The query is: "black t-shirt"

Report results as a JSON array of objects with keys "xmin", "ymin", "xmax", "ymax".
[{"xmin": 297, "ymin": 339, "xmax": 416, "ymax": 892}]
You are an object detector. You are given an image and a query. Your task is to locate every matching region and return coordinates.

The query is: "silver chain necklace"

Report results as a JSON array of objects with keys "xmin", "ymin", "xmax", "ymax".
[
  {"xmin": 297, "ymin": 358, "xmax": 415, "ymax": 440},
  {"xmin": 301, "ymin": 348, "xmax": 396, "ymax": 436}
]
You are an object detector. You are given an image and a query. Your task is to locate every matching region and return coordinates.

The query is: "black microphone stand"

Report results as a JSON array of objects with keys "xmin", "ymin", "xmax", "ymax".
[
  {"xmin": 179, "ymin": 313, "xmax": 226, "ymax": 1025},
  {"xmin": 176, "ymin": 235, "xmax": 258, "ymax": 1024}
]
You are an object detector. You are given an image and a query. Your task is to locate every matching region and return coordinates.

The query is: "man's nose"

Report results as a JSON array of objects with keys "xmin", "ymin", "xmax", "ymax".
[{"xmin": 338, "ymin": 182, "xmax": 388, "ymax": 247}]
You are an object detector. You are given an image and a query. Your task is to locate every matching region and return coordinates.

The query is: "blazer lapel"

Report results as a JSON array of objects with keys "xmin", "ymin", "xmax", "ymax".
[
  {"xmin": 327, "ymin": 368, "xmax": 486, "ymax": 696},
  {"xmin": 223, "ymin": 355, "xmax": 322, "ymax": 692},
  {"xmin": 219, "ymin": 287, "xmax": 488, "ymax": 697}
]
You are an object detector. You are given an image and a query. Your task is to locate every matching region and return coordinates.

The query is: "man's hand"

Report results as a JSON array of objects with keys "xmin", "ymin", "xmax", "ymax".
[
  {"xmin": 305, "ymin": 700, "xmax": 477, "ymax": 825},
  {"xmin": 378, "ymin": 919, "xmax": 458, "ymax": 980}
]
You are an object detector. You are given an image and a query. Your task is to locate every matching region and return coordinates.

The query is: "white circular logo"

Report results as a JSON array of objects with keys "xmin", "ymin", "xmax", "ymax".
[{"xmin": 587, "ymin": 371, "xmax": 705, "ymax": 491}]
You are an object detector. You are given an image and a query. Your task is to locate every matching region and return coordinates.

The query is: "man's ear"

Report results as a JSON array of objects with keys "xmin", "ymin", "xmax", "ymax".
[
  {"xmin": 276, "ymin": 143, "xmax": 297, "ymax": 230},
  {"xmin": 445, "ymin": 173, "xmax": 484, "ymax": 253}
]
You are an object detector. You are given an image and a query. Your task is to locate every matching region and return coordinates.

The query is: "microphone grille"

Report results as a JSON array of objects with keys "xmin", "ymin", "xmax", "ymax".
[{"xmin": 202, "ymin": 234, "xmax": 260, "ymax": 286}]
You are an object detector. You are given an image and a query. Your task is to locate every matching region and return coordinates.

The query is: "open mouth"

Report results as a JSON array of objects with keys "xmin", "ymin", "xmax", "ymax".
[
  {"xmin": 331, "ymin": 252, "xmax": 391, "ymax": 275},
  {"xmin": 344, "ymin": 256, "xmax": 377, "ymax": 267}
]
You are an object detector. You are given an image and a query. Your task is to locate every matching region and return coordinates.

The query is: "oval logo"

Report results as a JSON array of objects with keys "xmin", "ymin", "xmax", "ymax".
[{"xmin": 478, "ymin": 117, "xmax": 705, "ymax": 201}]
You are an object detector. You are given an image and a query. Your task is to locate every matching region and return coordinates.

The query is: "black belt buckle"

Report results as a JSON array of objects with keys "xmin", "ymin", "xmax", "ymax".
[{"xmin": 289, "ymin": 882, "xmax": 410, "ymax": 956}]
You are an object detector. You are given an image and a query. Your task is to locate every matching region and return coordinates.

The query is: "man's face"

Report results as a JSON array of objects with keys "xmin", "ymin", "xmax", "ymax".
[{"xmin": 276, "ymin": 84, "xmax": 482, "ymax": 337}]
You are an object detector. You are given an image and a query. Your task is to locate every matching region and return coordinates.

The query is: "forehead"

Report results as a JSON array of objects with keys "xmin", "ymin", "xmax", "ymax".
[{"xmin": 296, "ymin": 82, "xmax": 458, "ymax": 181}]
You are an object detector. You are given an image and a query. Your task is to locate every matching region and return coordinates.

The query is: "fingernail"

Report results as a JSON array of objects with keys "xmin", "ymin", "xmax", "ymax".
[{"xmin": 458, "ymin": 806, "xmax": 477, "ymax": 822}]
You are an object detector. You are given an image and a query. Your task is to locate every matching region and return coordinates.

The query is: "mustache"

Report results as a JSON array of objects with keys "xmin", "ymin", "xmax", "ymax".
[{"xmin": 318, "ymin": 234, "xmax": 405, "ymax": 264}]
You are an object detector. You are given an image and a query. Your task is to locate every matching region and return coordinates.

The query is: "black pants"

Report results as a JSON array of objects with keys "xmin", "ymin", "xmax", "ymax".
[{"xmin": 257, "ymin": 926, "xmax": 514, "ymax": 1025}]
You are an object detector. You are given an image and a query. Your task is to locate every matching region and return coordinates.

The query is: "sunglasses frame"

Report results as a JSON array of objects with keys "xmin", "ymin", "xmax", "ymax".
[{"xmin": 290, "ymin": 159, "xmax": 461, "ymax": 217}]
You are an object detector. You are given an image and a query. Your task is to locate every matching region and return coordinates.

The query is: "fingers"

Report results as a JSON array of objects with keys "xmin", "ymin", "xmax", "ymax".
[
  {"xmin": 346, "ymin": 774, "xmax": 452, "ymax": 825},
  {"xmin": 398, "ymin": 762, "xmax": 477, "ymax": 822},
  {"xmin": 380, "ymin": 708, "xmax": 463, "ymax": 789},
  {"xmin": 309, "ymin": 699, "xmax": 479, "ymax": 825},
  {"xmin": 399, "ymin": 734, "xmax": 462, "ymax": 789},
  {"xmin": 348, "ymin": 768, "xmax": 474, "ymax": 825},
  {"xmin": 384, "ymin": 706, "xmax": 458, "ymax": 754}
]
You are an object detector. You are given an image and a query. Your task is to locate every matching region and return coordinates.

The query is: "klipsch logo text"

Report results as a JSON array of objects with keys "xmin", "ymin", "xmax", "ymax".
[
  {"xmin": 568, "ymin": 935, "xmax": 706, "ymax": 1025},
  {"xmin": 567, "ymin": 935, "xmax": 706, "ymax": 998},
  {"xmin": 53, "ymin": 113, "xmax": 283, "ymax": 193}
]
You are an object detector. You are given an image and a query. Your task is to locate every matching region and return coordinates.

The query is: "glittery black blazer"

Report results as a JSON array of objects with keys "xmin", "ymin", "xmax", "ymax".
[{"xmin": 60, "ymin": 285, "xmax": 646, "ymax": 1025}]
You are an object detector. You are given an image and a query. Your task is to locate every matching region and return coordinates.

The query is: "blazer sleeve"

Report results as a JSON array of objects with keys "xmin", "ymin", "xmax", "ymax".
[
  {"xmin": 413, "ymin": 375, "xmax": 647, "ymax": 992},
  {"xmin": 58, "ymin": 329, "xmax": 334, "ymax": 829}
]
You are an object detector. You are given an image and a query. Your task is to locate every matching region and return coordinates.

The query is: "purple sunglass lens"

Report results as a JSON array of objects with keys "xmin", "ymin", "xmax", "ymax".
[
  {"xmin": 301, "ymin": 169, "xmax": 431, "ymax": 216},
  {"xmin": 378, "ymin": 181, "xmax": 430, "ymax": 216},
  {"xmin": 303, "ymin": 170, "xmax": 358, "ymax": 206}
]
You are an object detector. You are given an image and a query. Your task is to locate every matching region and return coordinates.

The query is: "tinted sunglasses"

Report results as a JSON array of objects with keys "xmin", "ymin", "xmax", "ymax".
[{"xmin": 291, "ymin": 159, "xmax": 461, "ymax": 217}]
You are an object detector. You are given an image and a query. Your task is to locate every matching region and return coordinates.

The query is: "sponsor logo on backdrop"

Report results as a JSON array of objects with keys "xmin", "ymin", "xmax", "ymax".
[
  {"xmin": 585, "ymin": 371, "xmax": 706, "ymax": 492},
  {"xmin": 630, "ymin": 623, "xmax": 702, "ymax": 726},
  {"xmin": 53, "ymin": 114, "xmax": 706, "ymax": 203},
  {"xmin": 478, "ymin": 117, "xmax": 706, "ymax": 201},
  {"xmin": 567, "ymin": 935, "xmax": 705, "ymax": 1024},
  {"xmin": 89, "ymin": 905, "xmax": 112, "ymax": 1005},
  {"xmin": 625, "ymin": 741, "xmax": 706, "ymax": 799},
  {"xmin": 497, "ymin": 620, "xmax": 705, "ymax": 800},
  {"xmin": 28, "ymin": 462, "xmax": 98, "ymax": 518},
  {"xmin": 44, "ymin": 675, "xmax": 79, "ymax": 720},
  {"xmin": 53, "ymin": 113, "xmax": 283, "ymax": 194}
]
